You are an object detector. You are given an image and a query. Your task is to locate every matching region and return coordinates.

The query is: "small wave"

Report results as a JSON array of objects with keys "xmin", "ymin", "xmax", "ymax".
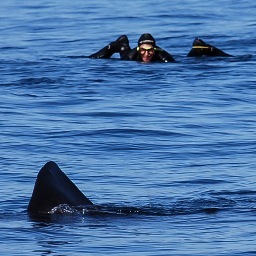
[
  {"xmin": 80, "ymin": 128, "xmax": 185, "ymax": 138},
  {"xmin": 18, "ymin": 77, "xmax": 58, "ymax": 85},
  {"xmin": 177, "ymin": 178, "xmax": 229, "ymax": 185}
]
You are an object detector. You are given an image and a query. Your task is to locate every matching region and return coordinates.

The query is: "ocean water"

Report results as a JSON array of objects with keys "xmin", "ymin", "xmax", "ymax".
[{"xmin": 1, "ymin": 0, "xmax": 256, "ymax": 255}]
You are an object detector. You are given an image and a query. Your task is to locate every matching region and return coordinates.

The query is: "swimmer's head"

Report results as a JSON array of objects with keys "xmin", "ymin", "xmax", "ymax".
[
  {"xmin": 137, "ymin": 33, "xmax": 156, "ymax": 63},
  {"xmin": 138, "ymin": 33, "xmax": 156, "ymax": 47}
]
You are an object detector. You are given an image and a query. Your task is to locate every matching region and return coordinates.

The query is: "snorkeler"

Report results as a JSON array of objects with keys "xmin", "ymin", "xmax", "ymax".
[{"xmin": 89, "ymin": 33, "xmax": 175, "ymax": 63}]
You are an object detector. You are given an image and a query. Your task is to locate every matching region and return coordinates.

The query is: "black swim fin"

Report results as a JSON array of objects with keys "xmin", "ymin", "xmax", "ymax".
[
  {"xmin": 27, "ymin": 161, "xmax": 93, "ymax": 213},
  {"xmin": 187, "ymin": 38, "xmax": 232, "ymax": 57},
  {"xmin": 89, "ymin": 35, "xmax": 131, "ymax": 59}
]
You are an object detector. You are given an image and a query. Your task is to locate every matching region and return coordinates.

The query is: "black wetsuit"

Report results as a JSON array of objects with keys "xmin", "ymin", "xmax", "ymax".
[
  {"xmin": 187, "ymin": 38, "xmax": 232, "ymax": 57},
  {"xmin": 89, "ymin": 35, "xmax": 175, "ymax": 63},
  {"xmin": 89, "ymin": 35, "xmax": 231, "ymax": 61},
  {"xmin": 122, "ymin": 46, "xmax": 175, "ymax": 62}
]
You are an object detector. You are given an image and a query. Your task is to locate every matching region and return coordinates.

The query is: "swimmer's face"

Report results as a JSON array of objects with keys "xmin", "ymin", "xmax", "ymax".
[{"xmin": 138, "ymin": 44, "xmax": 156, "ymax": 63}]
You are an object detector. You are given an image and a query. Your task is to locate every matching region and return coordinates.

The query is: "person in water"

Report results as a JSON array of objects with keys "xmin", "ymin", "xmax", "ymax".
[{"xmin": 89, "ymin": 33, "xmax": 175, "ymax": 63}]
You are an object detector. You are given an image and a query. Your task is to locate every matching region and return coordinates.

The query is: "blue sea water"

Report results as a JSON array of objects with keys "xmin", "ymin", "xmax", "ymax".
[{"xmin": 1, "ymin": 0, "xmax": 256, "ymax": 255}]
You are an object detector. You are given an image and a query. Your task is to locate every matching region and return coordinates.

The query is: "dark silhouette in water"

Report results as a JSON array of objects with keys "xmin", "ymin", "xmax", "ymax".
[
  {"xmin": 187, "ymin": 38, "xmax": 232, "ymax": 57},
  {"xmin": 27, "ymin": 161, "xmax": 235, "ymax": 216},
  {"xmin": 27, "ymin": 161, "xmax": 93, "ymax": 214},
  {"xmin": 89, "ymin": 33, "xmax": 175, "ymax": 62},
  {"xmin": 88, "ymin": 35, "xmax": 232, "ymax": 61}
]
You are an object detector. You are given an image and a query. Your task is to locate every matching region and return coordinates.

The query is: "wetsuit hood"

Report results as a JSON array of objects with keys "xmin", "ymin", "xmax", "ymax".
[{"xmin": 138, "ymin": 33, "xmax": 156, "ymax": 47}]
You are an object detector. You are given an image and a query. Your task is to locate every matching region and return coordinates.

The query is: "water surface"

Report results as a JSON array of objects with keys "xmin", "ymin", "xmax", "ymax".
[{"xmin": 1, "ymin": 0, "xmax": 256, "ymax": 255}]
